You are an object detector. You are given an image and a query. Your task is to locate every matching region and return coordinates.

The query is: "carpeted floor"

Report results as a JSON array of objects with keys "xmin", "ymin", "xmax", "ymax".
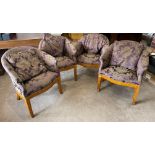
[{"xmin": 0, "ymin": 66, "xmax": 155, "ymax": 122}]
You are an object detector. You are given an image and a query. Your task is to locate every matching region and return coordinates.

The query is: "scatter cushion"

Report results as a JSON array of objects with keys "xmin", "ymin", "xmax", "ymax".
[
  {"xmin": 79, "ymin": 33, "xmax": 109, "ymax": 54},
  {"xmin": 77, "ymin": 53, "xmax": 100, "ymax": 64},
  {"xmin": 6, "ymin": 48, "xmax": 47, "ymax": 81},
  {"xmin": 110, "ymin": 40, "xmax": 144, "ymax": 71},
  {"xmin": 55, "ymin": 56, "xmax": 76, "ymax": 68},
  {"xmin": 24, "ymin": 71, "xmax": 58, "ymax": 96},
  {"xmin": 39, "ymin": 34, "xmax": 65, "ymax": 57},
  {"xmin": 100, "ymin": 66, "xmax": 139, "ymax": 84}
]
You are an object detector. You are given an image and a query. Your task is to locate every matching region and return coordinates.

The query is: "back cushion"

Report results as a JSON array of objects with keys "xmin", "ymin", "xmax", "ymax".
[
  {"xmin": 6, "ymin": 47, "xmax": 47, "ymax": 81},
  {"xmin": 110, "ymin": 40, "xmax": 144, "ymax": 71},
  {"xmin": 39, "ymin": 34, "xmax": 65, "ymax": 57},
  {"xmin": 79, "ymin": 33, "xmax": 109, "ymax": 54}
]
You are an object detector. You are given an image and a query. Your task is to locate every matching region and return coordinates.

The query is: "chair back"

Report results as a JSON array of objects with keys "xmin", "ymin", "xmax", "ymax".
[
  {"xmin": 79, "ymin": 33, "xmax": 109, "ymax": 54},
  {"xmin": 110, "ymin": 40, "xmax": 145, "ymax": 71}
]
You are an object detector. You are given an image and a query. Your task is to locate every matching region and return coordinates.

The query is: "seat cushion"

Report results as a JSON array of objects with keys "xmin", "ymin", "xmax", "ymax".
[
  {"xmin": 24, "ymin": 71, "xmax": 59, "ymax": 96},
  {"xmin": 78, "ymin": 53, "xmax": 100, "ymax": 64},
  {"xmin": 100, "ymin": 66, "xmax": 139, "ymax": 84},
  {"xmin": 55, "ymin": 56, "xmax": 75, "ymax": 68},
  {"xmin": 6, "ymin": 47, "xmax": 47, "ymax": 81},
  {"xmin": 110, "ymin": 40, "xmax": 144, "ymax": 71},
  {"xmin": 39, "ymin": 34, "xmax": 65, "ymax": 57}
]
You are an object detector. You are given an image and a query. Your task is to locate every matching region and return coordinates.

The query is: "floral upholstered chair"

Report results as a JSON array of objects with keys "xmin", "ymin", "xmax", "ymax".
[
  {"xmin": 97, "ymin": 40, "xmax": 151, "ymax": 104},
  {"xmin": 1, "ymin": 46, "xmax": 63, "ymax": 117},
  {"xmin": 39, "ymin": 33, "xmax": 77, "ymax": 81},
  {"xmin": 75, "ymin": 33, "xmax": 109, "ymax": 68}
]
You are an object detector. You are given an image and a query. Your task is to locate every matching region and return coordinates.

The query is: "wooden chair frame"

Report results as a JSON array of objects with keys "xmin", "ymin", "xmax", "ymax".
[
  {"xmin": 78, "ymin": 63, "xmax": 99, "ymax": 69},
  {"xmin": 16, "ymin": 76, "xmax": 63, "ymax": 118},
  {"xmin": 97, "ymin": 74, "xmax": 140, "ymax": 104},
  {"xmin": 59, "ymin": 64, "xmax": 77, "ymax": 81}
]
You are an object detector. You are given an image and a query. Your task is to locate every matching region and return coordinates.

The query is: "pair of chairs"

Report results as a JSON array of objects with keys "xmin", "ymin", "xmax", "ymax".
[
  {"xmin": 1, "ymin": 33, "xmax": 151, "ymax": 118},
  {"xmin": 38, "ymin": 33, "xmax": 110, "ymax": 80}
]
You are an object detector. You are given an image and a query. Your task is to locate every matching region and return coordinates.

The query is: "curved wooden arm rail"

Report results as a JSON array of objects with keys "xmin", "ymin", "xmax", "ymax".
[
  {"xmin": 78, "ymin": 63, "xmax": 99, "ymax": 69},
  {"xmin": 16, "ymin": 76, "xmax": 63, "ymax": 118},
  {"xmin": 97, "ymin": 74, "xmax": 140, "ymax": 104}
]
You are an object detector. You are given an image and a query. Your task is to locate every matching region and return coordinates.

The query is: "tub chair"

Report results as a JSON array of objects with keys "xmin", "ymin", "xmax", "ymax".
[
  {"xmin": 1, "ymin": 46, "xmax": 63, "ymax": 117},
  {"xmin": 97, "ymin": 40, "xmax": 151, "ymax": 104},
  {"xmin": 39, "ymin": 33, "xmax": 77, "ymax": 81},
  {"xmin": 75, "ymin": 33, "xmax": 109, "ymax": 68}
]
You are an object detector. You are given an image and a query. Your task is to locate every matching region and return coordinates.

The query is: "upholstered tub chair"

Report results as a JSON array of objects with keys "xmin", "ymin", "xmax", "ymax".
[
  {"xmin": 38, "ymin": 34, "xmax": 77, "ymax": 81},
  {"xmin": 97, "ymin": 40, "xmax": 151, "ymax": 104},
  {"xmin": 1, "ymin": 46, "xmax": 63, "ymax": 117},
  {"xmin": 75, "ymin": 33, "xmax": 109, "ymax": 68}
]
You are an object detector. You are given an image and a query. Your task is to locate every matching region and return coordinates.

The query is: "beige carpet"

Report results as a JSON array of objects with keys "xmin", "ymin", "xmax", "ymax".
[{"xmin": 0, "ymin": 66, "xmax": 155, "ymax": 122}]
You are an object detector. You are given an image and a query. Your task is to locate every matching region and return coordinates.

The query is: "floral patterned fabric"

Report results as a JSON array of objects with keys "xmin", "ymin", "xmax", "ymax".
[
  {"xmin": 79, "ymin": 33, "xmax": 109, "ymax": 54},
  {"xmin": 99, "ymin": 44, "xmax": 114, "ymax": 71},
  {"xmin": 100, "ymin": 66, "xmax": 139, "ymax": 84},
  {"xmin": 55, "ymin": 56, "xmax": 75, "ymax": 68},
  {"xmin": 99, "ymin": 41, "xmax": 150, "ymax": 84},
  {"xmin": 1, "ymin": 46, "xmax": 59, "ymax": 97},
  {"xmin": 36, "ymin": 49, "xmax": 58, "ymax": 72},
  {"xmin": 1, "ymin": 57, "xmax": 25, "ymax": 96},
  {"xmin": 137, "ymin": 47, "xmax": 151, "ymax": 82},
  {"xmin": 110, "ymin": 40, "xmax": 144, "ymax": 71},
  {"xmin": 38, "ymin": 33, "xmax": 65, "ymax": 57},
  {"xmin": 4, "ymin": 46, "xmax": 47, "ymax": 81},
  {"xmin": 78, "ymin": 53, "xmax": 100, "ymax": 64},
  {"xmin": 24, "ymin": 71, "xmax": 58, "ymax": 96},
  {"xmin": 39, "ymin": 34, "xmax": 77, "ymax": 69},
  {"xmin": 64, "ymin": 38, "xmax": 77, "ymax": 62}
]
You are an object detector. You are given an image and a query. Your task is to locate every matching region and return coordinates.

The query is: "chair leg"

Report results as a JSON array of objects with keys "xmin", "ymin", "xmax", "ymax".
[
  {"xmin": 97, "ymin": 75, "xmax": 102, "ymax": 92},
  {"xmin": 16, "ymin": 93, "xmax": 21, "ymax": 100},
  {"xmin": 23, "ymin": 98, "xmax": 34, "ymax": 118},
  {"xmin": 132, "ymin": 85, "xmax": 140, "ymax": 105},
  {"xmin": 57, "ymin": 77, "xmax": 63, "ymax": 94},
  {"xmin": 74, "ymin": 65, "xmax": 77, "ymax": 81}
]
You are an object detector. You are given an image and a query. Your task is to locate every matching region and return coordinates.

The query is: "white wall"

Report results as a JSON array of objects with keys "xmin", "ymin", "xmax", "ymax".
[{"xmin": 16, "ymin": 33, "xmax": 62, "ymax": 39}]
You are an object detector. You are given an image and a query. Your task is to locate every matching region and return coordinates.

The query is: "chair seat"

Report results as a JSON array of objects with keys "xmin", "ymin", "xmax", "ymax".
[
  {"xmin": 78, "ymin": 53, "xmax": 100, "ymax": 64},
  {"xmin": 55, "ymin": 56, "xmax": 75, "ymax": 68},
  {"xmin": 24, "ymin": 71, "xmax": 59, "ymax": 96},
  {"xmin": 100, "ymin": 66, "xmax": 139, "ymax": 84}
]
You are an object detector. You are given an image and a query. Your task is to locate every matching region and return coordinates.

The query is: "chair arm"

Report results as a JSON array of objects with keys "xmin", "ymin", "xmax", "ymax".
[
  {"xmin": 99, "ymin": 44, "xmax": 113, "ymax": 73},
  {"xmin": 1, "ymin": 57, "xmax": 25, "ymax": 95},
  {"xmin": 64, "ymin": 38, "xmax": 77, "ymax": 62},
  {"xmin": 71, "ymin": 41, "xmax": 85, "ymax": 57},
  {"xmin": 36, "ymin": 49, "xmax": 59, "ymax": 72},
  {"xmin": 137, "ymin": 47, "xmax": 152, "ymax": 83}
]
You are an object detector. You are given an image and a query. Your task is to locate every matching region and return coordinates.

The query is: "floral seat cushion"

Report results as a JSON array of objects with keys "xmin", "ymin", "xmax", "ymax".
[
  {"xmin": 110, "ymin": 41, "xmax": 144, "ymax": 71},
  {"xmin": 24, "ymin": 71, "xmax": 59, "ymax": 96},
  {"xmin": 55, "ymin": 56, "xmax": 76, "ymax": 68},
  {"xmin": 5, "ymin": 48, "xmax": 47, "ymax": 81},
  {"xmin": 77, "ymin": 53, "xmax": 100, "ymax": 64},
  {"xmin": 100, "ymin": 66, "xmax": 139, "ymax": 84}
]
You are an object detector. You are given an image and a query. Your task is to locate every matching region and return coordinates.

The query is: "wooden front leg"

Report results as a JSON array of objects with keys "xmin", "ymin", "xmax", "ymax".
[
  {"xmin": 132, "ymin": 85, "xmax": 140, "ymax": 104},
  {"xmin": 23, "ymin": 98, "xmax": 34, "ymax": 118},
  {"xmin": 57, "ymin": 77, "xmax": 63, "ymax": 94},
  {"xmin": 74, "ymin": 65, "xmax": 77, "ymax": 81}
]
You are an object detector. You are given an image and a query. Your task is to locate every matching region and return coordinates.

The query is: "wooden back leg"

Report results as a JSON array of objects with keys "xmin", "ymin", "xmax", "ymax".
[
  {"xmin": 16, "ymin": 93, "xmax": 21, "ymax": 100},
  {"xmin": 97, "ymin": 75, "xmax": 102, "ymax": 92}
]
